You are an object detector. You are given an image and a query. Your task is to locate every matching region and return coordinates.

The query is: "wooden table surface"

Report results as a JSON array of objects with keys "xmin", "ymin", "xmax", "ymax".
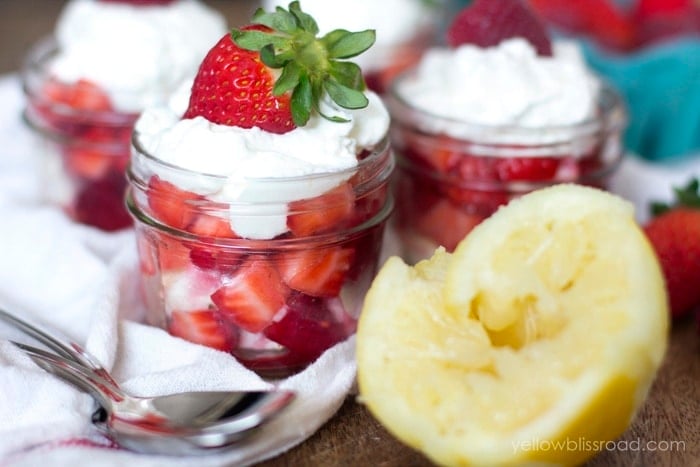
[{"xmin": 1, "ymin": 1, "xmax": 698, "ymax": 466}]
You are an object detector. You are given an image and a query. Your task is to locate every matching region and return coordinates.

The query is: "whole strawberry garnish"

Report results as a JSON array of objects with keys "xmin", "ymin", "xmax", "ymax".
[
  {"xmin": 184, "ymin": 1, "xmax": 375, "ymax": 134},
  {"xmin": 644, "ymin": 178, "xmax": 700, "ymax": 319},
  {"xmin": 446, "ymin": 0, "xmax": 552, "ymax": 56}
]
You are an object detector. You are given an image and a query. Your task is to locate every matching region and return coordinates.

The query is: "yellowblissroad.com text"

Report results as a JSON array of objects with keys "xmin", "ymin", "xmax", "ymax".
[{"xmin": 512, "ymin": 437, "xmax": 686, "ymax": 454}]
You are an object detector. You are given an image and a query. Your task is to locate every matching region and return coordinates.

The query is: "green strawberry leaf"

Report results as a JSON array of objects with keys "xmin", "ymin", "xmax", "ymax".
[
  {"xmin": 289, "ymin": 1, "xmax": 319, "ymax": 35},
  {"xmin": 260, "ymin": 44, "xmax": 286, "ymax": 68},
  {"xmin": 649, "ymin": 177, "xmax": 700, "ymax": 217},
  {"xmin": 291, "ymin": 74, "xmax": 312, "ymax": 126},
  {"xmin": 232, "ymin": 29, "xmax": 288, "ymax": 52},
  {"xmin": 252, "ymin": 7, "xmax": 298, "ymax": 34},
  {"xmin": 324, "ymin": 79, "xmax": 368, "ymax": 109},
  {"xmin": 275, "ymin": 61, "xmax": 302, "ymax": 96},
  {"xmin": 329, "ymin": 61, "xmax": 365, "ymax": 91},
  {"xmin": 326, "ymin": 30, "xmax": 376, "ymax": 59},
  {"xmin": 674, "ymin": 178, "xmax": 700, "ymax": 208}
]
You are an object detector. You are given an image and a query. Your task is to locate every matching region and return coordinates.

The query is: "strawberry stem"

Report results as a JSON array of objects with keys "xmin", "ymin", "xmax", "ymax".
[
  {"xmin": 651, "ymin": 178, "xmax": 700, "ymax": 216},
  {"xmin": 231, "ymin": 1, "xmax": 375, "ymax": 127}
]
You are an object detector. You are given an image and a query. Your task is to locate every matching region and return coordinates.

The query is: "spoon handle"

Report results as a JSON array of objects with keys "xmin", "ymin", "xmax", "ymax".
[
  {"xmin": 13, "ymin": 341, "xmax": 126, "ymax": 408},
  {"xmin": 0, "ymin": 307, "xmax": 120, "ymax": 390}
]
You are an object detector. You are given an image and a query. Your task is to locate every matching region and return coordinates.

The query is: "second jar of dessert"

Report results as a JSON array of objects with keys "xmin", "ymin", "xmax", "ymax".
[
  {"xmin": 21, "ymin": 0, "xmax": 226, "ymax": 231},
  {"xmin": 388, "ymin": 38, "xmax": 627, "ymax": 264}
]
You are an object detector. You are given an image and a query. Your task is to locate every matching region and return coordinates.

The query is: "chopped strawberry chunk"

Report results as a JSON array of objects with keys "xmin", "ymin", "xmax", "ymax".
[
  {"xmin": 187, "ymin": 213, "xmax": 239, "ymax": 238},
  {"xmin": 287, "ymin": 183, "xmax": 355, "ymax": 237},
  {"xmin": 494, "ymin": 156, "xmax": 561, "ymax": 181},
  {"xmin": 136, "ymin": 234, "xmax": 157, "ymax": 276},
  {"xmin": 263, "ymin": 292, "xmax": 351, "ymax": 362},
  {"xmin": 42, "ymin": 78, "xmax": 113, "ymax": 112},
  {"xmin": 146, "ymin": 176, "xmax": 198, "ymax": 230},
  {"xmin": 168, "ymin": 309, "xmax": 237, "ymax": 352},
  {"xmin": 211, "ymin": 259, "xmax": 288, "ymax": 333},
  {"xmin": 154, "ymin": 232, "xmax": 191, "ymax": 272},
  {"xmin": 414, "ymin": 199, "xmax": 486, "ymax": 252},
  {"xmin": 74, "ymin": 171, "xmax": 132, "ymax": 231},
  {"xmin": 278, "ymin": 246, "xmax": 354, "ymax": 297},
  {"xmin": 64, "ymin": 147, "xmax": 112, "ymax": 179}
]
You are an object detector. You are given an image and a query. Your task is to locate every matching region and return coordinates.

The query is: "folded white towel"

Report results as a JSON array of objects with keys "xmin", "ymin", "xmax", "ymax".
[{"xmin": 0, "ymin": 75, "xmax": 356, "ymax": 466}]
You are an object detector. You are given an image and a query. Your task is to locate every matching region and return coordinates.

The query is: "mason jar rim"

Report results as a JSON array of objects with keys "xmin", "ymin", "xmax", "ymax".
[
  {"xmin": 130, "ymin": 129, "xmax": 393, "ymax": 185},
  {"xmin": 387, "ymin": 69, "xmax": 627, "ymax": 142},
  {"xmin": 21, "ymin": 36, "xmax": 140, "ymax": 127}
]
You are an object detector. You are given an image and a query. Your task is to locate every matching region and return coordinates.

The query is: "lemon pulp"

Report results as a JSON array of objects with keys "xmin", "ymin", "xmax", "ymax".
[{"xmin": 357, "ymin": 185, "xmax": 668, "ymax": 466}]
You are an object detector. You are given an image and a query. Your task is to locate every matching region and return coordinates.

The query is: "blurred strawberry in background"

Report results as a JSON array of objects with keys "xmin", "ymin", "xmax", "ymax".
[{"xmin": 528, "ymin": 0, "xmax": 700, "ymax": 51}]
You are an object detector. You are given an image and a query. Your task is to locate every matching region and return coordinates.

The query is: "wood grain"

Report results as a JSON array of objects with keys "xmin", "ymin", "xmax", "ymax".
[{"xmin": 0, "ymin": 1, "xmax": 697, "ymax": 465}]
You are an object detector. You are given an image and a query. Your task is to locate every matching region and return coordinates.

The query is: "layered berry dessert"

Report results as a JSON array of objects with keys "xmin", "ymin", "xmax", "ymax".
[
  {"xmin": 388, "ymin": 0, "xmax": 627, "ymax": 263},
  {"xmin": 22, "ymin": 0, "xmax": 226, "ymax": 230},
  {"xmin": 127, "ymin": 2, "xmax": 393, "ymax": 376},
  {"xmin": 262, "ymin": 0, "xmax": 444, "ymax": 93}
]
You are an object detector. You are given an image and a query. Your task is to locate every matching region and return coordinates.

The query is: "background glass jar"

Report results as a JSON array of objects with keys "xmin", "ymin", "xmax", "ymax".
[
  {"xmin": 387, "ymin": 76, "xmax": 627, "ymax": 264},
  {"xmin": 127, "ymin": 133, "xmax": 394, "ymax": 378},
  {"xmin": 22, "ymin": 38, "xmax": 139, "ymax": 231}
]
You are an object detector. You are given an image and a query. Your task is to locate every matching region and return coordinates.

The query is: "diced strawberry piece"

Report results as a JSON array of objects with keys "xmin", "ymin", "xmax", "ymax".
[
  {"xmin": 136, "ymin": 234, "xmax": 157, "ymax": 276},
  {"xmin": 146, "ymin": 176, "xmax": 198, "ymax": 230},
  {"xmin": 43, "ymin": 78, "xmax": 113, "ymax": 112},
  {"xmin": 401, "ymin": 135, "xmax": 463, "ymax": 174},
  {"xmin": 350, "ymin": 184, "xmax": 388, "ymax": 226},
  {"xmin": 155, "ymin": 232, "xmax": 191, "ymax": 272},
  {"xmin": 447, "ymin": 0, "xmax": 553, "ymax": 56},
  {"xmin": 263, "ymin": 292, "xmax": 351, "ymax": 362},
  {"xmin": 168, "ymin": 309, "xmax": 237, "ymax": 352},
  {"xmin": 494, "ymin": 156, "xmax": 561, "ymax": 181},
  {"xmin": 187, "ymin": 213, "xmax": 239, "ymax": 238},
  {"xmin": 74, "ymin": 171, "xmax": 132, "ymax": 231},
  {"xmin": 278, "ymin": 247, "xmax": 354, "ymax": 297},
  {"xmin": 287, "ymin": 183, "xmax": 355, "ymax": 237},
  {"xmin": 211, "ymin": 259, "xmax": 288, "ymax": 333},
  {"xmin": 64, "ymin": 147, "xmax": 113, "ymax": 179},
  {"xmin": 456, "ymin": 154, "xmax": 500, "ymax": 181},
  {"xmin": 414, "ymin": 199, "xmax": 486, "ymax": 252},
  {"xmin": 189, "ymin": 246, "xmax": 244, "ymax": 274}
]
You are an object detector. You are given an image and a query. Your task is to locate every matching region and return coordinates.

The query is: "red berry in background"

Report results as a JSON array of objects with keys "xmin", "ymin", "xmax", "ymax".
[
  {"xmin": 643, "ymin": 179, "xmax": 700, "ymax": 319},
  {"xmin": 447, "ymin": 0, "xmax": 553, "ymax": 56},
  {"xmin": 528, "ymin": 0, "xmax": 637, "ymax": 51},
  {"xmin": 634, "ymin": 0, "xmax": 694, "ymax": 19}
]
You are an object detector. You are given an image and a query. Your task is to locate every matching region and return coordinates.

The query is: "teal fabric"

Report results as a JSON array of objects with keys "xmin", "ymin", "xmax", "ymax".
[{"xmin": 583, "ymin": 38, "xmax": 700, "ymax": 162}]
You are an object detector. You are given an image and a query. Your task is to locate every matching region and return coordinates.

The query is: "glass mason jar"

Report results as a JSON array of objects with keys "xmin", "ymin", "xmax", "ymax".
[
  {"xmin": 126, "ymin": 133, "xmax": 394, "ymax": 378},
  {"xmin": 22, "ymin": 38, "xmax": 138, "ymax": 231},
  {"xmin": 387, "ymin": 75, "xmax": 627, "ymax": 264}
]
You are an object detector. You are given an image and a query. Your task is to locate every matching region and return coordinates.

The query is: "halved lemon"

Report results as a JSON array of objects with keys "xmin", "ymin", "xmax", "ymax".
[{"xmin": 357, "ymin": 184, "xmax": 668, "ymax": 466}]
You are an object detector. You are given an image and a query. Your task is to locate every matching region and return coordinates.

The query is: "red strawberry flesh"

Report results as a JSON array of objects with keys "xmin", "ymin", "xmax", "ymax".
[
  {"xmin": 447, "ymin": 0, "xmax": 553, "ymax": 56},
  {"xmin": 184, "ymin": 30, "xmax": 296, "ymax": 134}
]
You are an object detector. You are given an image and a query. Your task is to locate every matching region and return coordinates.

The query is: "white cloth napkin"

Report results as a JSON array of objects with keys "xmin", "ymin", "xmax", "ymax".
[
  {"xmin": 1, "ymin": 71, "xmax": 699, "ymax": 466},
  {"xmin": 0, "ymin": 74, "xmax": 357, "ymax": 466}
]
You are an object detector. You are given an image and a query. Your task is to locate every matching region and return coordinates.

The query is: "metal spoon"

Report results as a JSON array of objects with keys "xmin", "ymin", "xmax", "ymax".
[{"xmin": 0, "ymin": 309, "xmax": 295, "ymax": 454}]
